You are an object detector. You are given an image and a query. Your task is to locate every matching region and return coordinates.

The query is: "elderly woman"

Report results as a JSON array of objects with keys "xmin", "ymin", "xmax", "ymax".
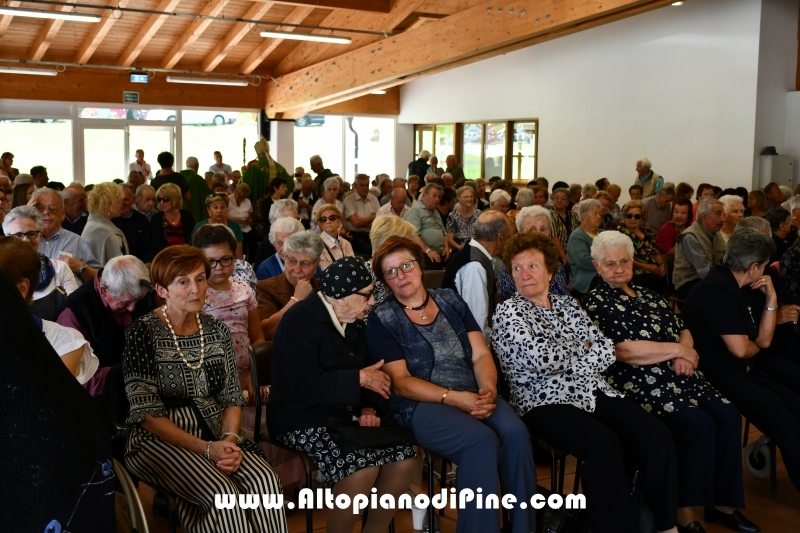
[
  {"xmin": 488, "ymin": 189, "xmax": 511, "ymax": 214},
  {"xmin": 193, "ymin": 192, "xmax": 244, "ymax": 260},
  {"xmin": 584, "ymin": 232, "xmax": 756, "ymax": 533},
  {"xmin": 684, "ymin": 229, "xmax": 800, "ymax": 494},
  {"xmin": 0, "ymin": 236, "xmax": 98, "ymax": 384},
  {"xmin": 718, "ymin": 194, "xmax": 745, "ymax": 243},
  {"xmin": 151, "ymin": 183, "xmax": 195, "ymax": 253},
  {"xmin": 82, "ymin": 182, "xmax": 129, "ymax": 264},
  {"xmin": 123, "ymin": 245, "xmax": 287, "ymax": 533},
  {"xmin": 367, "ymin": 236, "xmax": 538, "ymax": 533},
  {"xmin": 11, "ymin": 173, "xmax": 33, "ymax": 208},
  {"xmin": 257, "ymin": 230, "xmax": 322, "ymax": 340},
  {"xmin": 2, "ymin": 206, "xmax": 77, "ymax": 318},
  {"xmin": 228, "ymin": 182, "xmax": 255, "ymax": 260},
  {"xmin": 617, "ymin": 200, "xmax": 666, "ymax": 292},
  {"xmin": 550, "ymin": 187, "xmax": 580, "ymax": 254},
  {"xmin": 507, "ymin": 187, "xmax": 534, "ymax": 221},
  {"xmin": 255, "ymin": 217, "xmax": 305, "ymax": 280},
  {"xmin": 747, "ymin": 190, "xmax": 767, "ymax": 218},
  {"xmin": 311, "ymin": 177, "xmax": 343, "ymax": 233},
  {"xmin": 567, "ymin": 198, "xmax": 604, "ymax": 295},
  {"xmin": 492, "ymin": 231, "xmax": 679, "ymax": 533},
  {"xmin": 446, "ymin": 185, "xmax": 480, "ymax": 251},
  {"xmin": 271, "ymin": 257, "xmax": 417, "ymax": 533},
  {"xmin": 656, "ymin": 198, "xmax": 693, "ymax": 254},
  {"xmin": 316, "ymin": 203, "xmax": 354, "ymax": 270},
  {"xmin": 498, "ymin": 206, "xmax": 569, "ymax": 300}
]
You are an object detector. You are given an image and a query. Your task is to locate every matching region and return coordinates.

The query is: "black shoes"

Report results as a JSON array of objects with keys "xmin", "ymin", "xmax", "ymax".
[
  {"xmin": 677, "ymin": 521, "xmax": 707, "ymax": 533},
  {"xmin": 704, "ymin": 507, "xmax": 761, "ymax": 533}
]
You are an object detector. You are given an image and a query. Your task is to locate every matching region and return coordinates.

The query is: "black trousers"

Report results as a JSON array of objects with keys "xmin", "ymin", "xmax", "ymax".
[
  {"xmin": 709, "ymin": 368, "xmax": 800, "ymax": 491},
  {"xmin": 523, "ymin": 394, "xmax": 678, "ymax": 533},
  {"xmin": 659, "ymin": 397, "xmax": 744, "ymax": 508}
]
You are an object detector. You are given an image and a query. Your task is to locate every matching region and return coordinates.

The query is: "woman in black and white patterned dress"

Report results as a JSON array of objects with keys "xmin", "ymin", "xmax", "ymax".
[
  {"xmin": 124, "ymin": 245, "xmax": 287, "ymax": 533},
  {"xmin": 492, "ymin": 231, "xmax": 680, "ymax": 533}
]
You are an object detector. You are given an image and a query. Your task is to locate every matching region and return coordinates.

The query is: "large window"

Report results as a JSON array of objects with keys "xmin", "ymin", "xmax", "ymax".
[
  {"xmin": 294, "ymin": 115, "xmax": 344, "ymax": 179},
  {"xmin": 416, "ymin": 119, "xmax": 537, "ymax": 183},
  {"xmin": 182, "ymin": 111, "xmax": 258, "ymax": 174},
  {"xmin": 0, "ymin": 119, "xmax": 74, "ymax": 184}
]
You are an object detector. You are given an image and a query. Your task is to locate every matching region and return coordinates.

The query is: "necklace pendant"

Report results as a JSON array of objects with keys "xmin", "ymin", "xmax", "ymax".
[{"xmin": 421, "ymin": 313, "xmax": 427, "ymax": 320}]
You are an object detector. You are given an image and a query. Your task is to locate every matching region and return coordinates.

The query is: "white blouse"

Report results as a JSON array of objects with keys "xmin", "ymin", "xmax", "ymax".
[
  {"xmin": 33, "ymin": 258, "xmax": 78, "ymax": 300},
  {"xmin": 229, "ymin": 197, "xmax": 253, "ymax": 233},
  {"xmin": 42, "ymin": 319, "xmax": 99, "ymax": 384}
]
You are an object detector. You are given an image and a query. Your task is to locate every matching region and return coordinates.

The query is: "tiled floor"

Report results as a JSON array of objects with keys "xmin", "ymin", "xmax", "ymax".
[{"xmin": 136, "ymin": 424, "xmax": 800, "ymax": 533}]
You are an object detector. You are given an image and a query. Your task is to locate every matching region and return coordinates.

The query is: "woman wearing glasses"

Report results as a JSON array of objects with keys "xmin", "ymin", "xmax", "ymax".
[
  {"xmin": 194, "ymin": 192, "xmax": 244, "ymax": 261},
  {"xmin": 151, "ymin": 183, "xmax": 195, "ymax": 254},
  {"xmin": 617, "ymin": 200, "xmax": 666, "ymax": 292},
  {"xmin": 194, "ymin": 224, "xmax": 263, "ymax": 402},
  {"xmin": 316, "ymin": 204, "xmax": 354, "ymax": 270},
  {"xmin": 366, "ymin": 236, "xmax": 538, "ymax": 533}
]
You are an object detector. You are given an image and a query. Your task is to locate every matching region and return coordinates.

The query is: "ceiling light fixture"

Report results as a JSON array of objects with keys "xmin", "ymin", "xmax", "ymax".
[
  {"xmin": 166, "ymin": 76, "xmax": 248, "ymax": 87},
  {"xmin": 260, "ymin": 30, "xmax": 351, "ymax": 45},
  {"xmin": 0, "ymin": 7, "xmax": 100, "ymax": 22},
  {"xmin": 370, "ymin": 90, "xmax": 387, "ymax": 95},
  {"xmin": 671, "ymin": 1, "xmax": 684, "ymax": 5},
  {"xmin": 0, "ymin": 66, "xmax": 58, "ymax": 76}
]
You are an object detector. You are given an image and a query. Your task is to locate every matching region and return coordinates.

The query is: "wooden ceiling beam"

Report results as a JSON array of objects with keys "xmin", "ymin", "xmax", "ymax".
[
  {"xmin": 117, "ymin": 0, "xmax": 182, "ymax": 67},
  {"xmin": 73, "ymin": 0, "xmax": 129, "ymax": 64},
  {"xmin": 273, "ymin": 0, "xmax": 427, "ymax": 77},
  {"xmin": 266, "ymin": 0, "xmax": 390, "ymax": 13},
  {"xmin": 29, "ymin": 0, "xmax": 77, "ymax": 61},
  {"xmin": 239, "ymin": 6, "xmax": 314, "ymax": 74},
  {"xmin": 0, "ymin": 1, "xmax": 20, "ymax": 42},
  {"xmin": 161, "ymin": 0, "xmax": 227, "ymax": 69},
  {"xmin": 265, "ymin": 0, "xmax": 672, "ymax": 116},
  {"xmin": 200, "ymin": 1, "xmax": 274, "ymax": 72}
]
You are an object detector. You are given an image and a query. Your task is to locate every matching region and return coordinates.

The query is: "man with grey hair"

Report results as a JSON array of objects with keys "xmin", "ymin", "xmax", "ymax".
[
  {"xmin": 634, "ymin": 157, "xmax": 664, "ymax": 198},
  {"xmin": 62, "ymin": 185, "xmax": 89, "ymax": 235},
  {"xmin": 441, "ymin": 172, "xmax": 453, "ymax": 189},
  {"xmin": 442, "ymin": 210, "xmax": 511, "ymax": 343},
  {"xmin": 377, "ymin": 187, "xmax": 410, "ymax": 218},
  {"xmin": 377, "ymin": 177, "xmax": 394, "ymax": 205},
  {"xmin": 133, "ymin": 184, "xmax": 155, "ymax": 220},
  {"xmin": 408, "ymin": 150, "xmax": 430, "ymax": 179},
  {"xmin": 181, "ymin": 155, "xmax": 213, "ymax": 223},
  {"xmin": 292, "ymin": 177, "xmax": 318, "ymax": 229},
  {"xmin": 445, "ymin": 155, "xmax": 465, "ymax": 184},
  {"xmin": 309, "ymin": 154, "xmax": 334, "ymax": 195},
  {"xmin": 641, "ymin": 182, "xmax": 676, "ymax": 233},
  {"xmin": 405, "ymin": 183, "xmax": 449, "ymax": 269},
  {"xmin": 113, "ymin": 183, "xmax": 155, "ymax": 263},
  {"xmin": 56, "ymin": 254, "xmax": 153, "ymax": 397},
  {"xmin": 673, "ymin": 198, "xmax": 727, "ymax": 300},
  {"xmin": 344, "ymin": 173, "xmax": 380, "ymax": 254},
  {"xmin": 31, "ymin": 187, "xmax": 101, "ymax": 285}
]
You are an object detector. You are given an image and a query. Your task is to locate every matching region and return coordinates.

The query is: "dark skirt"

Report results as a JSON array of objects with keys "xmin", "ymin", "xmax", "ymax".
[{"xmin": 277, "ymin": 426, "xmax": 416, "ymax": 484}]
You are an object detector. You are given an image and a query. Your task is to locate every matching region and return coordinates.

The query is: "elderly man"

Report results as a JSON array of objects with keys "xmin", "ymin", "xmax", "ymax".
[
  {"xmin": 31, "ymin": 165, "xmax": 49, "ymax": 190},
  {"xmin": 376, "ymin": 177, "xmax": 394, "ymax": 205},
  {"xmin": 427, "ymin": 156, "xmax": 444, "ymax": 179},
  {"xmin": 442, "ymin": 172, "xmax": 454, "ymax": 189},
  {"xmin": 32, "ymin": 187, "xmax": 101, "ymax": 285},
  {"xmin": 377, "ymin": 187, "xmax": 410, "ymax": 218},
  {"xmin": 133, "ymin": 184, "xmax": 155, "ymax": 219},
  {"xmin": 244, "ymin": 138, "xmax": 292, "ymax": 201},
  {"xmin": 61, "ymin": 185, "xmax": 89, "ymax": 235},
  {"xmin": 641, "ymin": 182, "xmax": 676, "ymax": 233},
  {"xmin": 292, "ymin": 177, "xmax": 318, "ymax": 229},
  {"xmin": 129, "ymin": 149, "xmax": 152, "ymax": 181},
  {"xmin": 309, "ymin": 154, "xmax": 334, "ymax": 195},
  {"xmin": 150, "ymin": 151, "xmax": 190, "ymax": 201},
  {"xmin": 56, "ymin": 254, "xmax": 153, "ymax": 397},
  {"xmin": 404, "ymin": 183, "xmax": 450, "ymax": 269},
  {"xmin": 127, "ymin": 170, "xmax": 145, "ymax": 189},
  {"xmin": 253, "ymin": 199, "xmax": 301, "ymax": 268},
  {"xmin": 408, "ymin": 150, "xmax": 430, "ymax": 179},
  {"xmin": 379, "ymin": 178, "xmax": 405, "ymax": 206},
  {"xmin": 343, "ymin": 173, "xmax": 380, "ymax": 254},
  {"xmin": 442, "ymin": 211, "xmax": 510, "ymax": 343},
  {"xmin": 445, "ymin": 155, "xmax": 465, "ymax": 184},
  {"xmin": 489, "ymin": 189, "xmax": 511, "ymax": 214},
  {"xmin": 673, "ymin": 198, "xmax": 727, "ymax": 300},
  {"xmin": 293, "ymin": 166, "xmax": 305, "ymax": 189},
  {"xmin": 634, "ymin": 157, "xmax": 664, "ymax": 198},
  {"xmin": 112, "ymin": 183, "xmax": 155, "ymax": 263},
  {"xmin": 765, "ymin": 182, "xmax": 784, "ymax": 209},
  {"xmin": 180, "ymin": 156, "xmax": 213, "ymax": 223}
]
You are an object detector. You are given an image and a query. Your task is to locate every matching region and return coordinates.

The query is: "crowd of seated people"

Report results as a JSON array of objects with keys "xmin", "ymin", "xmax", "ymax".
[{"xmin": 6, "ymin": 146, "xmax": 800, "ymax": 533}]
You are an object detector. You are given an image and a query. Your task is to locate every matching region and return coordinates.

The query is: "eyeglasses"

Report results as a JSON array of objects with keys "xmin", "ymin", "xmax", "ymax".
[
  {"xmin": 551, "ymin": 196, "xmax": 568, "ymax": 202},
  {"xmin": 625, "ymin": 213, "xmax": 642, "ymax": 220},
  {"xmin": 285, "ymin": 256, "xmax": 316, "ymax": 268},
  {"xmin": 0, "ymin": 196, "xmax": 8, "ymax": 204},
  {"xmin": 10, "ymin": 230, "xmax": 41, "ymax": 241},
  {"xmin": 383, "ymin": 260, "xmax": 417, "ymax": 280},
  {"xmin": 319, "ymin": 215, "xmax": 340, "ymax": 223},
  {"xmin": 354, "ymin": 288, "xmax": 373, "ymax": 299},
  {"xmin": 34, "ymin": 203, "xmax": 61, "ymax": 213},
  {"xmin": 157, "ymin": 196, "xmax": 171, "ymax": 203},
  {"xmin": 208, "ymin": 255, "xmax": 234, "ymax": 268}
]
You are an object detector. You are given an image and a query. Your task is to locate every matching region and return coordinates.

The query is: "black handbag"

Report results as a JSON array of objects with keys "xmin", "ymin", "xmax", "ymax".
[{"xmin": 326, "ymin": 417, "xmax": 412, "ymax": 453}]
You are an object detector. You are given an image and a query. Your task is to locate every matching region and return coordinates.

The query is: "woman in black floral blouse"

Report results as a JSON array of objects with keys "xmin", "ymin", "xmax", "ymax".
[
  {"xmin": 585, "ymin": 231, "xmax": 758, "ymax": 533},
  {"xmin": 617, "ymin": 200, "xmax": 667, "ymax": 293}
]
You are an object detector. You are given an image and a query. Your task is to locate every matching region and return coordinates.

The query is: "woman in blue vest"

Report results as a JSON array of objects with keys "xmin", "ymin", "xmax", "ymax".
[{"xmin": 366, "ymin": 236, "xmax": 537, "ymax": 533}]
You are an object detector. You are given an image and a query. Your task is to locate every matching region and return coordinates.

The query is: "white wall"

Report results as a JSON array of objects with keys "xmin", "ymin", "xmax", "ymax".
[
  {"xmin": 752, "ymin": 0, "xmax": 800, "ymax": 184},
  {"xmin": 785, "ymin": 91, "xmax": 800, "ymax": 185},
  {"xmin": 399, "ymin": 0, "xmax": 766, "ymax": 191}
]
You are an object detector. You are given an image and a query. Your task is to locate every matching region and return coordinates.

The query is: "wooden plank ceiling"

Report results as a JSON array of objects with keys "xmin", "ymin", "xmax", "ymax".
[{"xmin": 0, "ymin": 0, "xmax": 672, "ymax": 113}]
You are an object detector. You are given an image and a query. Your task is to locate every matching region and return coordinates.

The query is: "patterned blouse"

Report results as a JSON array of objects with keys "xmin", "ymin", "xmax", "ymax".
[
  {"xmin": 492, "ymin": 293, "xmax": 622, "ymax": 417},
  {"xmin": 550, "ymin": 210, "xmax": 580, "ymax": 252},
  {"xmin": 497, "ymin": 262, "xmax": 569, "ymax": 300},
  {"xmin": 617, "ymin": 226, "xmax": 660, "ymax": 274},
  {"xmin": 232, "ymin": 259, "xmax": 258, "ymax": 297},
  {"xmin": 446, "ymin": 208, "xmax": 480, "ymax": 246},
  {"xmin": 366, "ymin": 262, "xmax": 390, "ymax": 305},
  {"xmin": 202, "ymin": 280, "xmax": 257, "ymax": 373},
  {"xmin": 584, "ymin": 281, "xmax": 727, "ymax": 417}
]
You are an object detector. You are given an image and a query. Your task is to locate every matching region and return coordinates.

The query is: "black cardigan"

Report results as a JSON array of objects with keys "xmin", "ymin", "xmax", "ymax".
[
  {"xmin": 150, "ymin": 209, "xmax": 195, "ymax": 253},
  {"xmin": 268, "ymin": 291, "xmax": 380, "ymax": 437}
]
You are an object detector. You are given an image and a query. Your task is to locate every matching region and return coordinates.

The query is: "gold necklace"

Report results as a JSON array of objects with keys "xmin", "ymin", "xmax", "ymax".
[{"xmin": 162, "ymin": 303, "xmax": 205, "ymax": 371}]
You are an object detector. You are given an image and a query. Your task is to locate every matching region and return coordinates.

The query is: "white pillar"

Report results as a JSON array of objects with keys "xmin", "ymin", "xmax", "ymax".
[{"xmin": 271, "ymin": 120, "xmax": 294, "ymax": 170}]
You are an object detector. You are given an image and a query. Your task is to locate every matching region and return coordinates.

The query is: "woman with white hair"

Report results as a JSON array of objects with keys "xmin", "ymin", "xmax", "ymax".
[
  {"xmin": 255, "ymin": 217, "xmax": 305, "ymax": 280},
  {"xmin": 567, "ymin": 199, "xmax": 604, "ymax": 295},
  {"xmin": 311, "ymin": 177, "xmax": 344, "ymax": 232},
  {"xmin": 718, "ymin": 194, "xmax": 745, "ymax": 243},
  {"xmin": 507, "ymin": 188, "xmax": 534, "ymax": 221},
  {"xmin": 82, "ymin": 182, "xmax": 128, "ymax": 264},
  {"xmin": 497, "ymin": 206, "xmax": 569, "ymax": 300},
  {"xmin": 584, "ymin": 231, "xmax": 755, "ymax": 533},
  {"xmin": 488, "ymin": 189, "xmax": 511, "ymax": 214}
]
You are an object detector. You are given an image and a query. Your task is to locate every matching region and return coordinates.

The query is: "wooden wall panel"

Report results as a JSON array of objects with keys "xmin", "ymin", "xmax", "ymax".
[{"xmin": 313, "ymin": 88, "xmax": 399, "ymax": 115}]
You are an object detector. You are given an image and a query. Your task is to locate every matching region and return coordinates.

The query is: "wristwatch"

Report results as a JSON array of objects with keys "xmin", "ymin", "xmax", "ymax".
[
  {"xmin": 220, "ymin": 431, "xmax": 242, "ymax": 444},
  {"xmin": 75, "ymin": 264, "xmax": 87, "ymax": 276}
]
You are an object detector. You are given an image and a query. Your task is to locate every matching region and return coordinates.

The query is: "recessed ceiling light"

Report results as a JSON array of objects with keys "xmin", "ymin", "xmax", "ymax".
[
  {"xmin": 0, "ymin": 66, "xmax": 58, "ymax": 76},
  {"xmin": 672, "ymin": 1, "xmax": 684, "ymax": 5},
  {"xmin": 166, "ymin": 76, "xmax": 248, "ymax": 87},
  {"xmin": 0, "ymin": 7, "xmax": 100, "ymax": 22},
  {"xmin": 260, "ymin": 30, "xmax": 351, "ymax": 45}
]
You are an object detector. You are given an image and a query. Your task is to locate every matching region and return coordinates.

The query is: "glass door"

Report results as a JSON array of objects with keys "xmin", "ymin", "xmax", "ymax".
[
  {"xmin": 80, "ymin": 125, "xmax": 126, "ymax": 185},
  {"xmin": 128, "ymin": 125, "xmax": 175, "ymax": 174}
]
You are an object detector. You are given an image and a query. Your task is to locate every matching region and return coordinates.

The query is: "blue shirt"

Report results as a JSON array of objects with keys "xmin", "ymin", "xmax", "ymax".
[
  {"xmin": 39, "ymin": 227, "xmax": 101, "ymax": 269},
  {"xmin": 255, "ymin": 253, "xmax": 324, "ymax": 281}
]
